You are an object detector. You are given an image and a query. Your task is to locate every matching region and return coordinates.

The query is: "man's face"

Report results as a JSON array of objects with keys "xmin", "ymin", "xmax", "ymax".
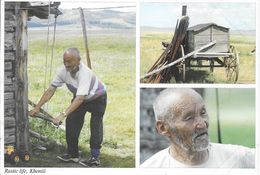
[
  {"xmin": 63, "ymin": 53, "xmax": 80, "ymax": 76},
  {"xmin": 166, "ymin": 93, "xmax": 209, "ymax": 152}
]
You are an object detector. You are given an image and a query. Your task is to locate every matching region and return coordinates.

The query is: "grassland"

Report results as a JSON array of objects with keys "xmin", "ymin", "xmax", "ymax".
[
  {"xmin": 27, "ymin": 28, "xmax": 135, "ymax": 167},
  {"xmin": 140, "ymin": 31, "xmax": 255, "ymax": 84}
]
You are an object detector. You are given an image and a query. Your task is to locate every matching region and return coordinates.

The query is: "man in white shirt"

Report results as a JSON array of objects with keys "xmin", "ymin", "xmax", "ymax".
[
  {"xmin": 140, "ymin": 88, "xmax": 254, "ymax": 168},
  {"xmin": 29, "ymin": 48, "xmax": 106, "ymax": 167}
]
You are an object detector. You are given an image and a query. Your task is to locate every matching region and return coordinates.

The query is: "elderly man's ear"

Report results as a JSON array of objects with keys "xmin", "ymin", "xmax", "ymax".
[{"xmin": 156, "ymin": 120, "xmax": 170, "ymax": 137}]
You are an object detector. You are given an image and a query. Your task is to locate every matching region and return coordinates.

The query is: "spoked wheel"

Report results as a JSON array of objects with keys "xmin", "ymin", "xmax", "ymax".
[
  {"xmin": 226, "ymin": 45, "xmax": 239, "ymax": 83},
  {"xmin": 180, "ymin": 45, "xmax": 186, "ymax": 82},
  {"xmin": 210, "ymin": 59, "xmax": 214, "ymax": 73}
]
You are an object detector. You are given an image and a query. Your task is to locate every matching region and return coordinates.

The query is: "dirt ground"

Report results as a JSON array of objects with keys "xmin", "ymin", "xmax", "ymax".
[{"xmin": 5, "ymin": 142, "xmax": 94, "ymax": 168}]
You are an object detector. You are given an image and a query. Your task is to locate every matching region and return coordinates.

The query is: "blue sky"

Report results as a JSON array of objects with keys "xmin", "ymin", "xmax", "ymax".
[{"xmin": 140, "ymin": 2, "xmax": 256, "ymax": 30}]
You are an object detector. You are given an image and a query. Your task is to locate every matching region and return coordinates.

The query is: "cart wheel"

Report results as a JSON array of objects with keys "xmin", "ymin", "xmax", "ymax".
[
  {"xmin": 182, "ymin": 63, "xmax": 186, "ymax": 82},
  {"xmin": 210, "ymin": 59, "xmax": 214, "ymax": 73},
  {"xmin": 180, "ymin": 45, "xmax": 186, "ymax": 82},
  {"xmin": 226, "ymin": 45, "xmax": 239, "ymax": 83}
]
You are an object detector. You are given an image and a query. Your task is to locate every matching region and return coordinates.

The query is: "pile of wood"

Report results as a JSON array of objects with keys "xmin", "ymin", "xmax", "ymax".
[
  {"xmin": 143, "ymin": 16, "xmax": 189, "ymax": 83},
  {"xmin": 28, "ymin": 100, "xmax": 65, "ymax": 144}
]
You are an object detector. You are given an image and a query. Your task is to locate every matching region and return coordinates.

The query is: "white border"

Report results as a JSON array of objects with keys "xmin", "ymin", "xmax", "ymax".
[
  {"xmin": 135, "ymin": 0, "xmax": 141, "ymax": 168},
  {"xmin": 1, "ymin": 0, "xmax": 259, "ymax": 175},
  {"xmin": 255, "ymin": 0, "xmax": 259, "ymax": 175},
  {"xmin": 1, "ymin": 0, "xmax": 5, "ymax": 173}
]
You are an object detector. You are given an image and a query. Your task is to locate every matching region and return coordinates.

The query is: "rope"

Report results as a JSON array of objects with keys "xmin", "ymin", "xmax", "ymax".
[
  {"xmin": 43, "ymin": 3, "xmax": 51, "ymax": 94},
  {"xmin": 48, "ymin": 14, "xmax": 58, "ymax": 85}
]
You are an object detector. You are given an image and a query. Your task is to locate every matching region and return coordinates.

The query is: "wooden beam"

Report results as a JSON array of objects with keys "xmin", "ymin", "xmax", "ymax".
[
  {"xmin": 29, "ymin": 100, "xmax": 65, "ymax": 130},
  {"xmin": 182, "ymin": 5, "xmax": 187, "ymax": 16},
  {"xmin": 141, "ymin": 41, "xmax": 216, "ymax": 79},
  {"xmin": 29, "ymin": 130, "xmax": 63, "ymax": 147},
  {"xmin": 15, "ymin": 3, "xmax": 30, "ymax": 152},
  {"xmin": 79, "ymin": 8, "xmax": 92, "ymax": 69},
  {"xmin": 29, "ymin": 130, "xmax": 48, "ymax": 142},
  {"xmin": 33, "ymin": 113, "xmax": 54, "ymax": 123},
  {"xmin": 28, "ymin": 100, "xmax": 54, "ymax": 120}
]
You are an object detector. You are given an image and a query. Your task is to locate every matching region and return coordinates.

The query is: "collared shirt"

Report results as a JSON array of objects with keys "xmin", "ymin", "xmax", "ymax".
[
  {"xmin": 140, "ymin": 143, "xmax": 255, "ymax": 168},
  {"xmin": 51, "ymin": 62, "xmax": 106, "ymax": 102}
]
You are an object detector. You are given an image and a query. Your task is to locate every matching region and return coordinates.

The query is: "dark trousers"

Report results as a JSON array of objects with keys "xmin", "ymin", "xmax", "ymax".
[{"xmin": 65, "ymin": 93, "xmax": 107, "ymax": 157}]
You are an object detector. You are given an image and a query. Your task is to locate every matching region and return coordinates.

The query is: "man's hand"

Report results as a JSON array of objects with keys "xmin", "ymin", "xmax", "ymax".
[
  {"xmin": 53, "ymin": 113, "xmax": 66, "ymax": 126},
  {"xmin": 28, "ymin": 108, "xmax": 40, "ymax": 117}
]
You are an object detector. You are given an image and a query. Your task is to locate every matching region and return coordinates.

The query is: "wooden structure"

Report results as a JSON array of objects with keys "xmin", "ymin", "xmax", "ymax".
[
  {"xmin": 4, "ymin": 2, "xmax": 61, "ymax": 154},
  {"xmin": 142, "ymin": 6, "xmax": 239, "ymax": 83},
  {"xmin": 185, "ymin": 23, "xmax": 230, "ymax": 53},
  {"xmin": 182, "ymin": 23, "xmax": 239, "ymax": 83}
]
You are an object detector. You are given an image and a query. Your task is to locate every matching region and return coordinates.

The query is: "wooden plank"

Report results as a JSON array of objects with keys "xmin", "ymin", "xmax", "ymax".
[
  {"xmin": 5, "ymin": 127, "xmax": 15, "ymax": 135},
  {"xmin": 5, "ymin": 2, "xmax": 16, "ymax": 10},
  {"xmin": 4, "ymin": 61, "xmax": 13, "ymax": 71},
  {"xmin": 15, "ymin": 5, "xmax": 30, "ymax": 152},
  {"xmin": 195, "ymin": 29, "xmax": 210, "ymax": 36},
  {"xmin": 5, "ymin": 11, "xmax": 15, "ymax": 21},
  {"xmin": 4, "ymin": 84, "xmax": 15, "ymax": 92},
  {"xmin": 4, "ymin": 32, "xmax": 15, "ymax": 50},
  {"xmin": 141, "ymin": 41, "xmax": 216, "ymax": 79},
  {"xmin": 4, "ymin": 99, "xmax": 15, "ymax": 107},
  {"xmin": 33, "ymin": 113, "xmax": 54, "ymax": 123},
  {"xmin": 4, "ymin": 71, "xmax": 14, "ymax": 78},
  {"xmin": 29, "ymin": 130, "xmax": 48, "ymax": 142},
  {"xmin": 5, "ymin": 52, "xmax": 15, "ymax": 61},
  {"xmin": 4, "ymin": 107, "xmax": 15, "ymax": 116},
  {"xmin": 194, "ymin": 52, "xmax": 233, "ymax": 58},
  {"xmin": 28, "ymin": 100, "xmax": 55, "ymax": 120},
  {"xmin": 182, "ymin": 6, "xmax": 187, "ymax": 16},
  {"xmin": 4, "ymin": 92, "xmax": 14, "ymax": 100},
  {"xmin": 5, "ymin": 20, "xmax": 16, "ymax": 29},
  {"xmin": 5, "ymin": 135, "xmax": 15, "ymax": 145},
  {"xmin": 4, "ymin": 76, "xmax": 13, "ymax": 85},
  {"xmin": 5, "ymin": 117, "xmax": 16, "ymax": 128},
  {"xmin": 195, "ymin": 44, "xmax": 229, "ymax": 53}
]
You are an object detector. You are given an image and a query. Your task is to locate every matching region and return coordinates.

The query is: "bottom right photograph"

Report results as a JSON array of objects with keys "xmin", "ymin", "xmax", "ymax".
[{"xmin": 140, "ymin": 88, "xmax": 255, "ymax": 168}]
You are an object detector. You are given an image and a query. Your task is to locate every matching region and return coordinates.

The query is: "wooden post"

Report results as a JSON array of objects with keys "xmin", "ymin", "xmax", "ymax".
[
  {"xmin": 182, "ymin": 5, "xmax": 187, "ymax": 16},
  {"xmin": 79, "ymin": 7, "xmax": 91, "ymax": 69},
  {"xmin": 15, "ymin": 3, "xmax": 29, "ymax": 152}
]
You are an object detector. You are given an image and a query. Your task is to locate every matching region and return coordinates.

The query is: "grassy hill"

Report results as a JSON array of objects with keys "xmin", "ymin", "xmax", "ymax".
[
  {"xmin": 25, "ymin": 28, "xmax": 135, "ymax": 167},
  {"xmin": 28, "ymin": 9, "xmax": 135, "ymax": 29}
]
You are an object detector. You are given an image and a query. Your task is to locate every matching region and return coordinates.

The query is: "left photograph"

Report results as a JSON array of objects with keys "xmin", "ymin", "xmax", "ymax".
[{"xmin": 4, "ymin": 1, "xmax": 135, "ymax": 167}]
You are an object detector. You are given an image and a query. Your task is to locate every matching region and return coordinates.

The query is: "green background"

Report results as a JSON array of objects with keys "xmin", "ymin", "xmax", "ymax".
[{"xmin": 205, "ymin": 88, "xmax": 255, "ymax": 148}]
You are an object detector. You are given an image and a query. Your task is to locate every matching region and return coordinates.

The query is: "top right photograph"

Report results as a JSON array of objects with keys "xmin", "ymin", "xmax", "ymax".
[{"xmin": 140, "ymin": 2, "xmax": 256, "ymax": 84}]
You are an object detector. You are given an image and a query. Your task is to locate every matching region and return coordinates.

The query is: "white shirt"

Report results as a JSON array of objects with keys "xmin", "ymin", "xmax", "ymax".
[
  {"xmin": 51, "ymin": 62, "xmax": 106, "ymax": 101},
  {"xmin": 140, "ymin": 143, "xmax": 255, "ymax": 168}
]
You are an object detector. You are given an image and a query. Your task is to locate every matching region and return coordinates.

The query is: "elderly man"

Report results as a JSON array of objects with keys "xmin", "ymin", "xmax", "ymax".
[
  {"xmin": 141, "ymin": 88, "xmax": 254, "ymax": 168},
  {"xmin": 29, "ymin": 48, "xmax": 107, "ymax": 167}
]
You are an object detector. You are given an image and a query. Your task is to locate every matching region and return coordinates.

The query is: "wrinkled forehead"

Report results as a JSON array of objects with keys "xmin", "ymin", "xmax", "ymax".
[{"xmin": 167, "ymin": 91, "xmax": 205, "ymax": 116}]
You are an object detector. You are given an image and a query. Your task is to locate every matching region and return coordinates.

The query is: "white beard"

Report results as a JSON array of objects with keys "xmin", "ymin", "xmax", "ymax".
[{"xmin": 170, "ymin": 128, "xmax": 210, "ymax": 153}]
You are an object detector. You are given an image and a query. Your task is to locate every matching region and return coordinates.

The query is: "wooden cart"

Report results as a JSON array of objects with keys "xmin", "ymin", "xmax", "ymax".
[{"xmin": 179, "ymin": 23, "xmax": 239, "ymax": 83}]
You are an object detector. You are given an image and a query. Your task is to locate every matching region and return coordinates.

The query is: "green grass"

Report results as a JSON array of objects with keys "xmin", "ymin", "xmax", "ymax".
[
  {"xmin": 27, "ymin": 29, "xmax": 135, "ymax": 167},
  {"xmin": 140, "ymin": 32, "xmax": 255, "ymax": 84},
  {"xmin": 205, "ymin": 89, "xmax": 255, "ymax": 148}
]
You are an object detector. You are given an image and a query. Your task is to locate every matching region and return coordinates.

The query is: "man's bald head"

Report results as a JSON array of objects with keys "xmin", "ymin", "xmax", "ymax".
[
  {"xmin": 63, "ymin": 48, "xmax": 81, "ymax": 61},
  {"xmin": 153, "ymin": 88, "xmax": 204, "ymax": 121}
]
